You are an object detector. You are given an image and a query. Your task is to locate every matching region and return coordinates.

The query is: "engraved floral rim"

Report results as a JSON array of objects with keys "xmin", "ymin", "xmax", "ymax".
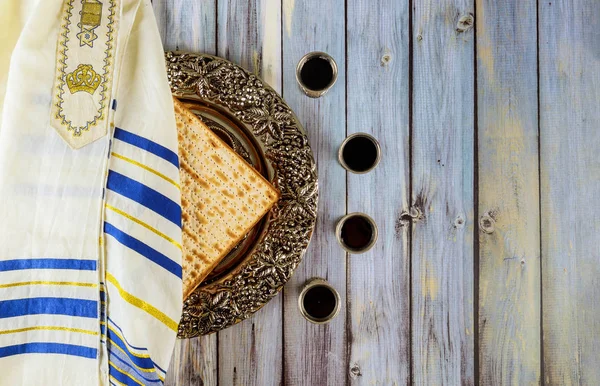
[{"xmin": 165, "ymin": 52, "xmax": 319, "ymax": 337}]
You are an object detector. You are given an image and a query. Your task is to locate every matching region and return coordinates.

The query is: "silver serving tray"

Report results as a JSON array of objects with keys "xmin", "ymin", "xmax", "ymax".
[{"xmin": 165, "ymin": 52, "xmax": 318, "ymax": 337}]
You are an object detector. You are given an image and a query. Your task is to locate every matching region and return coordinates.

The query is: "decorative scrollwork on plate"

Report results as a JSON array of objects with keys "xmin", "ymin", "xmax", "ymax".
[{"xmin": 165, "ymin": 52, "xmax": 318, "ymax": 337}]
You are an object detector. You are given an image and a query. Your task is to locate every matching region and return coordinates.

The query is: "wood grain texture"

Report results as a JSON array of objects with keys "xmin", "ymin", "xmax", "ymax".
[
  {"xmin": 153, "ymin": 0, "xmax": 217, "ymax": 53},
  {"xmin": 412, "ymin": 1, "xmax": 475, "ymax": 385},
  {"xmin": 281, "ymin": 0, "xmax": 347, "ymax": 384},
  {"xmin": 153, "ymin": 1, "xmax": 218, "ymax": 385},
  {"xmin": 216, "ymin": 1, "xmax": 283, "ymax": 385},
  {"xmin": 218, "ymin": 298, "xmax": 283, "ymax": 386},
  {"xmin": 346, "ymin": 0, "xmax": 410, "ymax": 385},
  {"xmin": 165, "ymin": 337, "xmax": 218, "ymax": 386},
  {"xmin": 217, "ymin": 0, "xmax": 282, "ymax": 91},
  {"xmin": 476, "ymin": 0, "xmax": 541, "ymax": 384},
  {"xmin": 539, "ymin": 1, "xmax": 600, "ymax": 384}
]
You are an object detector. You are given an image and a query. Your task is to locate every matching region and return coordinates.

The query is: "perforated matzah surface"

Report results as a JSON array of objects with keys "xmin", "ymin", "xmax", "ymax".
[{"xmin": 173, "ymin": 98, "xmax": 280, "ymax": 299}]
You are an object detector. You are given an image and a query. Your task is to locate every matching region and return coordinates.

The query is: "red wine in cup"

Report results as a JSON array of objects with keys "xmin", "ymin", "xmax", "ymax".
[{"xmin": 340, "ymin": 215, "xmax": 374, "ymax": 251}]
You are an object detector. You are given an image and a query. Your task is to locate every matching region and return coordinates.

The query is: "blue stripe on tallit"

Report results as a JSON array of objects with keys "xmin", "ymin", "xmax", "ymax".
[
  {"xmin": 108, "ymin": 317, "xmax": 163, "ymax": 375},
  {"xmin": 106, "ymin": 171, "xmax": 182, "ymax": 228},
  {"xmin": 108, "ymin": 364, "xmax": 139, "ymax": 386},
  {"xmin": 109, "ymin": 363, "xmax": 139, "ymax": 386},
  {"xmin": 108, "ymin": 317, "xmax": 167, "ymax": 377},
  {"xmin": 0, "ymin": 343, "xmax": 97, "ymax": 359},
  {"xmin": 106, "ymin": 325, "xmax": 156, "ymax": 371},
  {"xmin": 108, "ymin": 348, "xmax": 162, "ymax": 383},
  {"xmin": 104, "ymin": 222, "xmax": 182, "ymax": 278},
  {"xmin": 107, "ymin": 317, "xmax": 146, "ymax": 350},
  {"xmin": 113, "ymin": 127, "xmax": 179, "ymax": 168},
  {"xmin": 0, "ymin": 258, "xmax": 96, "ymax": 272},
  {"xmin": 153, "ymin": 361, "xmax": 167, "ymax": 377},
  {"xmin": 0, "ymin": 298, "xmax": 97, "ymax": 319}
]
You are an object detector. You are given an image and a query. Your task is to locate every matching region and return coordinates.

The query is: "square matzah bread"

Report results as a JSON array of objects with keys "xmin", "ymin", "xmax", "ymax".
[{"xmin": 173, "ymin": 98, "xmax": 280, "ymax": 299}]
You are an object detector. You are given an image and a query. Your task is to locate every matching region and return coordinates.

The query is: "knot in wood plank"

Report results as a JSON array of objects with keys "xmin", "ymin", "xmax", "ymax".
[
  {"xmin": 395, "ymin": 206, "xmax": 424, "ymax": 237},
  {"xmin": 479, "ymin": 212, "xmax": 496, "ymax": 234},
  {"xmin": 454, "ymin": 215, "xmax": 465, "ymax": 229},
  {"xmin": 349, "ymin": 364, "xmax": 362, "ymax": 378},
  {"xmin": 456, "ymin": 13, "xmax": 474, "ymax": 33},
  {"xmin": 380, "ymin": 53, "xmax": 392, "ymax": 66},
  {"xmin": 397, "ymin": 207, "xmax": 423, "ymax": 225}
]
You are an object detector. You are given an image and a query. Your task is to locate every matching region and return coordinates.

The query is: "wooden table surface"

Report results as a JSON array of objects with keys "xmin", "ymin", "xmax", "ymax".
[{"xmin": 151, "ymin": 0, "xmax": 600, "ymax": 385}]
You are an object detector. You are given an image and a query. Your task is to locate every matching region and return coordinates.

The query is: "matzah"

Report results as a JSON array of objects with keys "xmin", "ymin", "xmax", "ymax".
[{"xmin": 173, "ymin": 98, "xmax": 280, "ymax": 299}]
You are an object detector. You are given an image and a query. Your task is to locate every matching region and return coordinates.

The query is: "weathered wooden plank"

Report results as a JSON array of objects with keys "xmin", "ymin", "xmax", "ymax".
[
  {"xmin": 153, "ymin": 0, "xmax": 217, "ymax": 53},
  {"xmin": 217, "ymin": 0, "xmax": 282, "ymax": 90},
  {"xmin": 216, "ymin": 1, "xmax": 283, "ymax": 385},
  {"xmin": 165, "ymin": 336, "xmax": 218, "ymax": 386},
  {"xmin": 346, "ymin": 0, "xmax": 410, "ymax": 385},
  {"xmin": 152, "ymin": 2, "xmax": 218, "ymax": 385},
  {"xmin": 412, "ymin": 1, "xmax": 475, "ymax": 384},
  {"xmin": 539, "ymin": 1, "xmax": 600, "ymax": 384},
  {"xmin": 282, "ymin": 0, "xmax": 347, "ymax": 385},
  {"xmin": 476, "ymin": 0, "xmax": 540, "ymax": 384},
  {"xmin": 218, "ymin": 298, "xmax": 283, "ymax": 385}
]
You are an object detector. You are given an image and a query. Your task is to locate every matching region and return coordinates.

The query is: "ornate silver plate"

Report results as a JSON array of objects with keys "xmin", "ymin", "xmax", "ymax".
[{"xmin": 165, "ymin": 52, "xmax": 318, "ymax": 337}]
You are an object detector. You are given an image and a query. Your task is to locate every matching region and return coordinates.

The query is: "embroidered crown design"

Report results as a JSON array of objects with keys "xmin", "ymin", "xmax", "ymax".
[{"xmin": 66, "ymin": 64, "xmax": 102, "ymax": 94}]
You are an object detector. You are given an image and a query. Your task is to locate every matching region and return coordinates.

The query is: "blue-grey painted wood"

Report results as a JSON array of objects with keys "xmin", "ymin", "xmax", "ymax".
[
  {"xmin": 153, "ymin": 1, "xmax": 218, "ymax": 385},
  {"xmin": 216, "ymin": 1, "xmax": 284, "ymax": 385},
  {"xmin": 346, "ymin": 0, "xmax": 410, "ymax": 384},
  {"xmin": 540, "ymin": 1, "xmax": 600, "ymax": 384},
  {"xmin": 165, "ymin": 337, "xmax": 218, "ymax": 386},
  {"xmin": 412, "ymin": 1, "xmax": 475, "ymax": 384},
  {"xmin": 153, "ymin": 0, "xmax": 217, "ymax": 54},
  {"xmin": 281, "ymin": 0, "xmax": 348, "ymax": 384},
  {"xmin": 149, "ymin": 1, "xmax": 600, "ymax": 384},
  {"xmin": 476, "ymin": 0, "xmax": 541, "ymax": 384},
  {"xmin": 217, "ymin": 0, "xmax": 282, "ymax": 90}
]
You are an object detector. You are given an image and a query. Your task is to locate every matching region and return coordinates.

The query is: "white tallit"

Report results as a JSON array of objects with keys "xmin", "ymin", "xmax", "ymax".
[{"xmin": 0, "ymin": 1, "xmax": 182, "ymax": 385}]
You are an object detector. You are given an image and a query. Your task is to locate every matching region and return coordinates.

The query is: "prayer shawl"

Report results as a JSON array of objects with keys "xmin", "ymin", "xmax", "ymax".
[{"xmin": 0, "ymin": 0, "xmax": 182, "ymax": 384}]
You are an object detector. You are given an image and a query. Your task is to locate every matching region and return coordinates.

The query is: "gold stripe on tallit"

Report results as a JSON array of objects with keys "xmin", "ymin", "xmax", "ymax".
[
  {"xmin": 105, "ymin": 272, "xmax": 179, "ymax": 332},
  {"xmin": 0, "ymin": 281, "xmax": 97, "ymax": 289},
  {"xmin": 105, "ymin": 203, "xmax": 182, "ymax": 250},
  {"xmin": 0, "ymin": 326, "xmax": 98, "ymax": 336}
]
